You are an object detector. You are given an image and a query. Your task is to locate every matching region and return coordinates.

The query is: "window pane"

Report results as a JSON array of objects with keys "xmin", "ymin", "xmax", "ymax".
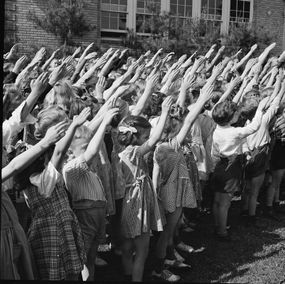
[
  {"xmin": 101, "ymin": 17, "xmax": 109, "ymax": 29},
  {"xmin": 178, "ymin": 5, "xmax": 184, "ymax": 16},
  {"xmin": 119, "ymin": 13, "xmax": 126, "ymax": 29},
  {"xmin": 230, "ymin": 0, "xmax": 251, "ymax": 22},
  {"xmin": 170, "ymin": 3, "xmax": 177, "ymax": 13}
]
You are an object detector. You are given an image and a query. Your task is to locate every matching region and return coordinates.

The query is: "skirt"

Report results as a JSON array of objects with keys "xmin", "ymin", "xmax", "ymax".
[
  {"xmin": 121, "ymin": 176, "xmax": 165, "ymax": 239},
  {"xmin": 1, "ymin": 191, "xmax": 36, "ymax": 280}
]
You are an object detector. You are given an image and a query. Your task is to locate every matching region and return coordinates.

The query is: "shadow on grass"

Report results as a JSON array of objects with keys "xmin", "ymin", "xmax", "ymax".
[
  {"xmin": 94, "ymin": 199, "xmax": 285, "ymax": 283},
  {"xmin": 172, "ymin": 200, "xmax": 285, "ymax": 283}
]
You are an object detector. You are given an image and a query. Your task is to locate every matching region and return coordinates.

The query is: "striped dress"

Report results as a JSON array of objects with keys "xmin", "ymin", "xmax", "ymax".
[
  {"xmin": 153, "ymin": 138, "xmax": 197, "ymax": 213},
  {"xmin": 24, "ymin": 164, "xmax": 86, "ymax": 280},
  {"xmin": 119, "ymin": 145, "xmax": 165, "ymax": 239}
]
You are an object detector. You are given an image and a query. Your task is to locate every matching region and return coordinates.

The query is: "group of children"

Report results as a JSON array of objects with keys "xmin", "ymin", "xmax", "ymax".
[{"xmin": 1, "ymin": 41, "xmax": 285, "ymax": 282}]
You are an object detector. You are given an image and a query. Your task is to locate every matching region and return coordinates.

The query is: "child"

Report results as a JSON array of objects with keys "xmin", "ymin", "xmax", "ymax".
[
  {"xmin": 211, "ymin": 96, "xmax": 269, "ymax": 241},
  {"xmin": 63, "ymin": 107, "xmax": 119, "ymax": 281},
  {"xmin": 1, "ymin": 122, "xmax": 66, "ymax": 280},
  {"xmin": 152, "ymin": 82, "xmax": 215, "ymax": 281},
  {"xmin": 117, "ymin": 96, "xmax": 173, "ymax": 282},
  {"xmin": 242, "ymin": 74, "xmax": 284, "ymax": 225},
  {"xmin": 18, "ymin": 106, "xmax": 90, "ymax": 280}
]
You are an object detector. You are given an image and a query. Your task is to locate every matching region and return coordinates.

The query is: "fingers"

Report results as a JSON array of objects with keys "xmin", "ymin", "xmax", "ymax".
[
  {"xmin": 162, "ymin": 95, "xmax": 173, "ymax": 107},
  {"xmin": 106, "ymin": 107, "xmax": 120, "ymax": 120},
  {"xmin": 85, "ymin": 51, "xmax": 98, "ymax": 60},
  {"xmin": 79, "ymin": 107, "xmax": 91, "ymax": 119}
]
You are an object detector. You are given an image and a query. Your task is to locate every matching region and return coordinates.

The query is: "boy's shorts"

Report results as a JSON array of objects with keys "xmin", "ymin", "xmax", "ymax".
[
  {"xmin": 245, "ymin": 144, "xmax": 270, "ymax": 179},
  {"xmin": 212, "ymin": 155, "xmax": 243, "ymax": 194}
]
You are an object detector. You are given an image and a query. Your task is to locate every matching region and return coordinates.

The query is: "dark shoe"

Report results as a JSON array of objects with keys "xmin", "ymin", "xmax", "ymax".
[
  {"xmin": 273, "ymin": 202, "xmax": 285, "ymax": 214},
  {"xmin": 246, "ymin": 216, "xmax": 267, "ymax": 228},
  {"xmin": 263, "ymin": 207, "xmax": 281, "ymax": 222},
  {"xmin": 240, "ymin": 210, "xmax": 249, "ymax": 217},
  {"xmin": 214, "ymin": 231, "xmax": 232, "ymax": 242}
]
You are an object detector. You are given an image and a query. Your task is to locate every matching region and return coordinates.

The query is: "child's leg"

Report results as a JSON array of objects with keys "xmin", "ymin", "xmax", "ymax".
[
  {"xmin": 274, "ymin": 170, "xmax": 285, "ymax": 203},
  {"xmin": 121, "ymin": 238, "xmax": 134, "ymax": 277},
  {"xmin": 216, "ymin": 192, "xmax": 232, "ymax": 235},
  {"xmin": 166, "ymin": 207, "xmax": 183, "ymax": 259},
  {"xmin": 248, "ymin": 173, "xmax": 265, "ymax": 216},
  {"xmin": 154, "ymin": 207, "xmax": 183, "ymax": 273},
  {"xmin": 133, "ymin": 233, "xmax": 150, "ymax": 282},
  {"xmin": 240, "ymin": 179, "xmax": 250, "ymax": 213},
  {"xmin": 266, "ymin": 169, "xmax": 285, "ymax": 206},
  {"xmin": 212, "ymin": 192, "xmax": 220, "ymax": 228}
]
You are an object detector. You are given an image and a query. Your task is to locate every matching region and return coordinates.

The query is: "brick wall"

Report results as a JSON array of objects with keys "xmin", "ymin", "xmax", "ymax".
[
  {"xmin": 252, "ymin": 0, "xmax": 285, "ymax": 55},
  {"xmin": 5, "ymin": 0, "xmax": 101, "ymax": 55},
  {"xmin": 4, "ymin": 1, "xmax": 17, "ymax": 46}
]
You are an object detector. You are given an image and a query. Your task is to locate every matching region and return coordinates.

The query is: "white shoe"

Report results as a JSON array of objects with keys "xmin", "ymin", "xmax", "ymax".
[
  {"xmin": 176, "ymin": 241, "xmax": 194, "ymax": 254},
  {"xmin": 174, "ymin": 248, "xmax": 185, "ymax": 262},
  {"xmin": 98, "ymin": 243, "xmax": 111, "ymax": 252},
  {"xmin": 152, "ymin": 269, "xmax": 181, "ymax": 282},
  {"xmin": 165, "ymin": 259, "xmax": 191, "ymax": 268}
]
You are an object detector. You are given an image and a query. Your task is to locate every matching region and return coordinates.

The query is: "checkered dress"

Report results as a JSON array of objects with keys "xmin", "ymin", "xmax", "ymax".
[
  {"xmin": 25, "ymin": 181, "xmax": 86, "ymax": 280},
  {"xmin": 154, "ymin": 138, "xmax": 197, "ymax": 213},
  {"xmin": 119, "ymin": 145, "xmax": 165, "ymax": 239}
]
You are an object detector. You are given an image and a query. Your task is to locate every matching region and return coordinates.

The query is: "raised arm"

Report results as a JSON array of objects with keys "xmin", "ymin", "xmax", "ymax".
[
  {"xmin": 41, "ymin": 48, "xmax": 61, "ymax": 71},
  {"xmin": 139, "ymin": 96, "xmax": 173, "ymax": 156},
  {"xmin": 83, "ymin": 108, "xmax": 119, "ymax": 166},
  {"xmin": 176, "ymin": 83, "xmax": 214, "ymax": 145},
  {"xmin": 131, "ymin": 72, "xmax": 160, "ymax": 116},
  {"xmin": 206, "ymin": 46, "xmax": 225, "ymax": 73},
  {"xmin": 216, "ymin": 75, "xmax": 242, "ymax": 104},
  {"xmin": 51, "ymin": 108, "xmax": 90, "ymax": 170},
  {"xmin": 20, "ymin": 72, "xmax": 49, "ymax": 121},
  {"xmin": 235, "ymin": 44, "xmax": 257, "ymax": 71},
  {"xmin": 145, "ymin": 48, "xmax": 163, "ymax": 68},
  {"xmin": 2, "ymin": 121, "xmax": 66, "ymax": 183}
]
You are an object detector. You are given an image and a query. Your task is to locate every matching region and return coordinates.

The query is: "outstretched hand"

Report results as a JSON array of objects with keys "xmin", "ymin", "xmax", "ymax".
[{"xmin": 72, "ymin": 107, "xmax": 91, "ymax": 127}]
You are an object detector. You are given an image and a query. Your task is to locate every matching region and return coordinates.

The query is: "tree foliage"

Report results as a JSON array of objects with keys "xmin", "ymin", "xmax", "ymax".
[
  {"xmin": 123, "ymin": 5, "xmax": 277, "ymax": 58},
  {"xmin": 27, "ymin": 0, "xmax": 95, "ymax": 45}
]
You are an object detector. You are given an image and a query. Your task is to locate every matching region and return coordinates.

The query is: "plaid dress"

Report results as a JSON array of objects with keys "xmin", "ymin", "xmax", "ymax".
[
  {"xmin": 119, "ymin": 145, "xmax": 165, "ymax": 239},
  {"xmin": 154, "ymin": 138, "xmax": 197, "ymax": 213},
  {"xmin": 24, "ymin": 179, "xmax": 86, "ymax": 280}
]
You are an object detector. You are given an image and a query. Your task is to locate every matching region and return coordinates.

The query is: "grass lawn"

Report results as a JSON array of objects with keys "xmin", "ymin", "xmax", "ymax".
[{"xmin": 95, "ymin": 197, "xmax": 285, "ymax": 283}]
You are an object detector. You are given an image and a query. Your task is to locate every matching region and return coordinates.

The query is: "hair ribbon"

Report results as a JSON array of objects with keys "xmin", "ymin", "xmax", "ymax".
[{"xmin": 118, "ymin": 125, "xmax": 137, "ymax": 134}]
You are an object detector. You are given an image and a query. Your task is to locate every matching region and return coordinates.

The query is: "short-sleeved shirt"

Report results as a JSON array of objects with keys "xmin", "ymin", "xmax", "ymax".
[{"xmin": 63, "ymin": 155, "xmax": 106, "ymax": 208}]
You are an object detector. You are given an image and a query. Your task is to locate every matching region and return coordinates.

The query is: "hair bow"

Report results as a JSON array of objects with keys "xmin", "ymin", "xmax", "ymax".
[{"xmin": 118, "ymin": 125, "xmax": 137, "ymax": 134}]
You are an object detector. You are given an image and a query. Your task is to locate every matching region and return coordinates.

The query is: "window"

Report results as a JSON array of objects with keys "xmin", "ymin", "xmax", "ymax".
[
  {"xmin": 169, "ymin": 0, "xmax": 192, "ymax": 29},
  {"xmin": 170, "ymin": 0, "xmax": 192, "ymax": 18},
  {"xmin": 136, "ymin": 0, "xmax": 161, "ymax": 33},
  {"xmin": 201, "ymin": 0, "xmax": 223, "ymax": 21},
  {"xmin": 200, "ymin": 0, "xmax": 223, "ymax": 34},
  {"xmin": 101, "ymin": 0, "xmax": 127, "ymax": 31},
  {"xmin": 230, "ymin": 0, "xmax": 251, "ymax": 23}
]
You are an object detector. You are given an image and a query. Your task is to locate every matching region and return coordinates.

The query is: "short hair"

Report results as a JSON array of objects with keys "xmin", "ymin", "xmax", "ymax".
[
  {"xmin": 235, "ymin": 96, "xmax": 259, "ymax": 125},
  {"xmin": 212, "ymin": 100, "xmax": 238, "ymax": 126}
]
